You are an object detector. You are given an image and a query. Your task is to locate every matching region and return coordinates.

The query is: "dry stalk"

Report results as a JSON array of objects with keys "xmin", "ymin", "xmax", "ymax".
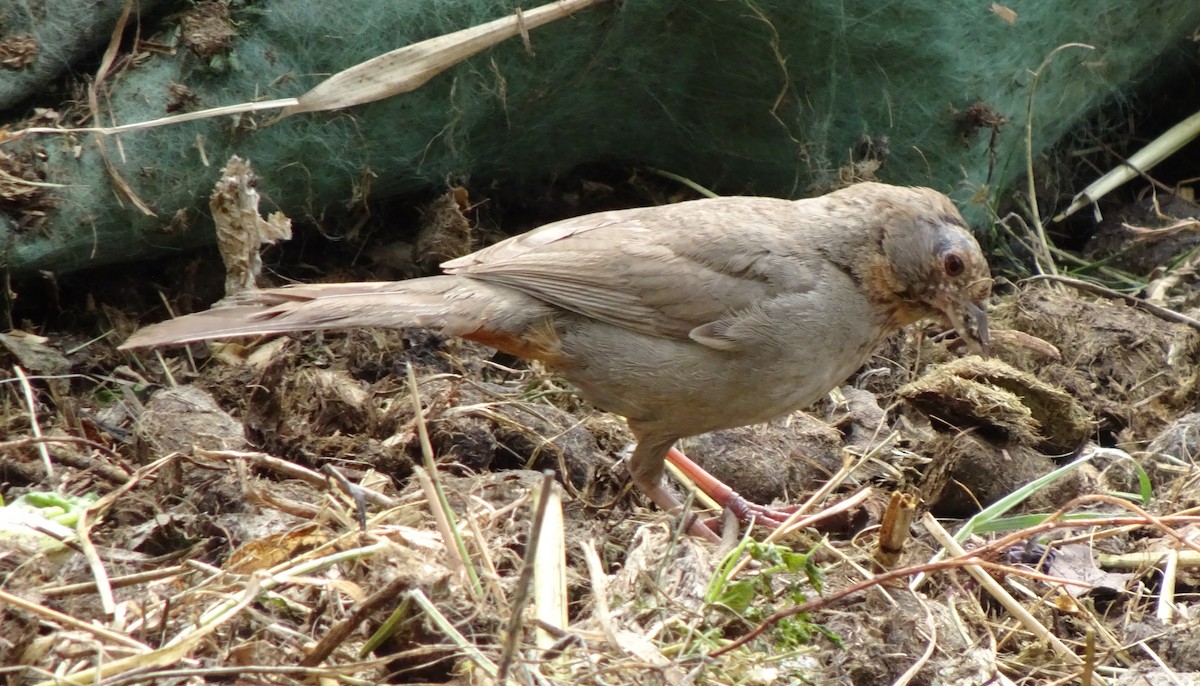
[
  {"xmin": 533, "ymin": 479, "xmax": 567, "ymax": 652},
  {"xmin": 7, "ymin": 0, "xmax": 612, "ymax": 141},
  {"xmin": 13, "ymin": 364, "xmax": 53, "ymax": 479},
  {"xmin": 0, "ymin": 588, "xmax": 150, "ymax": 651},
  {"xmin": 497, "ymin": 470, "xmax": 559, "ymax": 682},
  {"xmin": 874, "ymin": 491, "xmax": 917, "ymax": 570},
  {"xmin": 580, "ymin": 538, "xmax": 621, "ymax": 650},
  {"xmin": 922, "ymin": 514, "xmax": 1093, "ymax": 679},
  {"xmin": 409, "ymin": 588, "xmax": 500, "ymax": 678},
  {"xmin": 1156, "ymin": 549, "xmax": 1180, "ymax": 623},
  {"xmin": 1059, "ymin": 109, "xmax": 1200, "ymax": 220},
  {"xmin": 890, "ymin": 593, "xmax": 938, "ymax": 686},
  {"xmin": 1023, "ymin": 43, "xmax": 1095, "ymax": 274},
  {"xmin": 31, "ymin": 575, "xmax": 266, "ymax": 686},
  {"xmin": 465, "ymin": 514, "xmax": 509, "ymax": 609},
  {"xmin": 407, "ymin": 362, "xmax": 484, "ymax": 599}
]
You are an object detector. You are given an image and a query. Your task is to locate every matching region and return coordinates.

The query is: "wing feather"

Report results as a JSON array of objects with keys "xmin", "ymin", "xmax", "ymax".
[{"xmin": 444, "ymin": 196, "xmax": 825, "ymax": 343}]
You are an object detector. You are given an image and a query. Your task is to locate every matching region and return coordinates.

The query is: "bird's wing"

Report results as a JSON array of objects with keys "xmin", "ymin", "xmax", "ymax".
[{"xmin": 443, "ymin": 196, "xmax": 827, "ymax": 345}]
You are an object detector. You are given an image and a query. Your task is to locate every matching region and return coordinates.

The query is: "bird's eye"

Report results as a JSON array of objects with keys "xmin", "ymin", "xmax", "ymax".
[{"xmin": 943, "ymin": 252, "xmax": 965, "ymax": 277}]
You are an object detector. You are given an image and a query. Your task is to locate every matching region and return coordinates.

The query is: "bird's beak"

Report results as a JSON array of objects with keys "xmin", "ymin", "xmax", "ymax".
[{"xmin": 937, "ymin": 294, "xmax": 990, "ymax": 356}]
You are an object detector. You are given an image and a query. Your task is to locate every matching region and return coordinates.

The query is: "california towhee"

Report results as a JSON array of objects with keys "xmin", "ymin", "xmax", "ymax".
[{"xmin": 122, "ymin": 182, "xmax": 991, "ymax": 541}]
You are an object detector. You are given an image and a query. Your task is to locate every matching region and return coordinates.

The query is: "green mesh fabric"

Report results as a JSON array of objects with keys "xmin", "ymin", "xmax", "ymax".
[{"xmin": 4, "ymin": 0, "xmax": 1199, "ymax": 275}]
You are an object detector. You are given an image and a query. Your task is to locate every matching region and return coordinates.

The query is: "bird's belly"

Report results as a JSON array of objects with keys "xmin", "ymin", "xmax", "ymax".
[
  {"xmin": 557, "ymin": 319, "xmax": 884, "ymax": 438},
  {"xmin": 691, "ymin": 344, "xmax": 873, "ymax": 430}
]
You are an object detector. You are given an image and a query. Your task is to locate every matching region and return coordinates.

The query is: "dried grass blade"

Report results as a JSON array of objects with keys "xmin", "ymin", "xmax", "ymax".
[{"xmin": 282, "ymin": 0, "xmax": 610, "ymax": 117}]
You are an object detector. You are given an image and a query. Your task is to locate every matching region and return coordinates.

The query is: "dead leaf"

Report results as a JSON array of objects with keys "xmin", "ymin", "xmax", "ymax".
[
  {"xmin": 224, "ymin": 523, "xmax": 328, "ymax": 574},
  {"xmin": 209, "ymin": 156, "xmax": 293, "ymax": 297},
  {"xmin": 1048, "ymin": 543, "xmax": 1134, "ymax": 598}
]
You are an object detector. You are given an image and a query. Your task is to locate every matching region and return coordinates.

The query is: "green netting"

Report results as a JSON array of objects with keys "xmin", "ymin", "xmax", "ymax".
[
  {"xmin": 3, "ymin": 0, "xmax": 1199, "ymax": 276},
  {"xmin": 0, "ymin": 0, "xmax": 170, "ymax": 110}
]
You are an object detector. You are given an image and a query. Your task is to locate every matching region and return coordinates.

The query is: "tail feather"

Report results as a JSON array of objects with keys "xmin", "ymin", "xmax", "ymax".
[{"xmin": 120, "ymin": 276, "xmax": 544, "ymax": 348}]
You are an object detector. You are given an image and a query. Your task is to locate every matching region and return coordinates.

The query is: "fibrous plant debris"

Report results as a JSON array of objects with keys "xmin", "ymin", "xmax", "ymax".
[
  {"xmin": 179, "ymin": 1, "xmax": 238, "ymax": 59},
  {"xmin": 0, "ymin": 34, "xmax": 37, "ymax": 70},
  {"xmin": 898, "ymin": 354, "xmax": 1093, "ymax": 453},
  {"xmin": 991, "ymin": 285, "xmax": 1200, "ymax": 442}
]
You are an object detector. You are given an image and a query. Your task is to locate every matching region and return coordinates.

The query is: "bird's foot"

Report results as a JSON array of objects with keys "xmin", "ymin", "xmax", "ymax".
[
  {"xmin": 635, "ymin": 446, "xmax": 804, "ymax": 542},
  {"xmin": 664, "ymin": 446, "xmax": 800, "ymax": 533},
  {"xmin": 711, "ymin": 496, "xmax": 801, "ymax": 529}
]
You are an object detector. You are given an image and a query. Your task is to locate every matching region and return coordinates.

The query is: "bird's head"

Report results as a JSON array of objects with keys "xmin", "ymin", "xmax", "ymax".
[{"xmin": 865, "ymin": 186, "xmax": 992, "ymax": 354}]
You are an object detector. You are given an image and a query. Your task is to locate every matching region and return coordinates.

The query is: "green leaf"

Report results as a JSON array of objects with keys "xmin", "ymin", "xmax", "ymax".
[{"xmin": 711, "ymin": 579, "xmax": 757, "ymax": 614}]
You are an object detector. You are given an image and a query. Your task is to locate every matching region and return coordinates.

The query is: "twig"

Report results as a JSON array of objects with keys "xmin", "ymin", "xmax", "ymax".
[
  {"xmin": 0, "ymin": 435, "xmax": 128, "ymax": 472},
  {"xmin": 41, "ymin": 565, "xmax": 189, "ymax": 598},
  {"xmin": 725, "ymin": 487, "xmax": 872, "ymax": 579},
  {"xmin": 323, "ymin": 465, "xmax": 368, "ymax": 530},
  {"xmin": 709, "ymin": 555, "xmax": 1078, "ymax": 658},
  {"xmin": 710, "ymin": 495, "xmax": 1200, "ymax": 658},
  {"xmin": 66, "ymin": 665, "xmax": 353, "ymax": 686},
  {"xmin": 300, "ymin": 574, "xmax": 414, "ymax": 667},
  {"xmin": 194, "ymin": 448, "xmax": 397, "ymax": 509},
  {"xmin": 1024, "ymin": 274, "xmax": 1200, "ymax": 332}
]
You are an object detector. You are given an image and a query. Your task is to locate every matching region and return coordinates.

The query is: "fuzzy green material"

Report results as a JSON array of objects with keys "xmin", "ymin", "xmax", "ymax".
[{"xmin": 3, "ymin": 0, "xmax": 1199, "ymax": 276}]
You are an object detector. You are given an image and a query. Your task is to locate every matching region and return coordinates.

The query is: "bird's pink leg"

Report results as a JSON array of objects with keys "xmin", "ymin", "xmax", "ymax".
[
  {"xmin": 635, "ymin": 477, "xmax": 723, "ymax": 543},
  {"xmin": 626, "ymin": 434, "xmax": 723, "ymax": 542},
  {"xmin": 665, "ymin": 447, "xmax": 800, "ymax": 530}
]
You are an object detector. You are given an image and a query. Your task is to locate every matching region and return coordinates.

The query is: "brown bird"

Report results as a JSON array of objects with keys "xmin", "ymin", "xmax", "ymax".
[{"xmin": 122, "ymin": 182, "xmax": 991, "ymax": 541}]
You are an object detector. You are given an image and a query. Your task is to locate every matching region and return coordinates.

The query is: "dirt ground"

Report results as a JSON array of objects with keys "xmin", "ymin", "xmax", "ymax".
[{"xmin": 3, "ymin": 177, "xmax": 1200, "ymax": 685}]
